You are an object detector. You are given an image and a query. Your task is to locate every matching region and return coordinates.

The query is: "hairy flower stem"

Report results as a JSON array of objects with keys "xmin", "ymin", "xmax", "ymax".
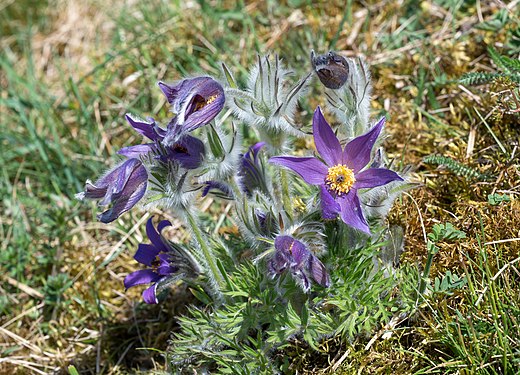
[
  {"xmin": 279, "ymin": 169, "xmax": 293, "ymax": 217},
  {"xmin": 185, "ymin": 211, "xmax": 225, "ymax": 292}
]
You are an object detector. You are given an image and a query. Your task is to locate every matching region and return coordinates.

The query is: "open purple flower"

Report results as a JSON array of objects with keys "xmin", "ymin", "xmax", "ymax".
[
  {"xmin": 77, "ymin": 158, "xmax": 148, "ymax": 223},
  {"xmin": 120, "ymin": 115, "xmax": 205, "ymax": 169},
  {"xmin": 158, "ymin": 76, "xmax": 225, "ymax": 144},
  {"xmin": 124, "ymin": 218, "xmax": 179, "ymax": 304},
  {"xmin": 270, "ymin": 107, "xmax": 403, "ymax": 234},
  {"xmin": 268, "ymin": 235, "xmax": 330, "ymax": 292}
]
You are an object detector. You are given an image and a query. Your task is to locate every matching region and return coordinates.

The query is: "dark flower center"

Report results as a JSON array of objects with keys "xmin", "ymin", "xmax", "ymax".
[{"xmin": 173, "ymin": 145, "xmax": 188, "ymax": 153}]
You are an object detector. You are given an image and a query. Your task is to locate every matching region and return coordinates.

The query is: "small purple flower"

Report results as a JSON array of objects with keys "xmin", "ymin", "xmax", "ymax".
[
  {"xmin": 268, "ymin": 235, "xmax": 330, "ymax": 292},
  {"xmin": 120, "ymin": 115, "xmax": 205, "ymax": 169},
  {"xmin": 238, "ymin": 142, "xmax": 267, "ymax": 196},
  {"xmin": 124, "ymin": 218, "xmax": 179, "ymax": 304},
  {"xmin": 270, "ymin": 107, "xmax": 403, "ymax": 234},
  {"xmin": 158, "ymin": 76, "xmax": 225, "ymax": 144},
  {"xmin": 77, "ymin": 158, "xmax": 148, "ymax": 223}
]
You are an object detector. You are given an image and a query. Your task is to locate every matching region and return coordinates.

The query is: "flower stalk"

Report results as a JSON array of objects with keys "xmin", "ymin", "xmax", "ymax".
[{"xmin": 185, "ymin": 210, "xmax": 225, "ymax": 291}]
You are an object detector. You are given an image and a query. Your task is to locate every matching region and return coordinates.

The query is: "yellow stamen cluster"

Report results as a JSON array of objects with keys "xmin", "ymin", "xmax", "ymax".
[
  {"xmin": 193, "ymin": 94, "xmax": 219, "ymax": 112},
  {"xmin": 325, "ymin": 164, "xmax": 356, "ymax": 196},
  {"xmin": 288, "ymin": 240, "xmax": 295, "ymax": 255},
  {"xmin": 206, "ymin": 94, "xmax": 218, "ymax": 105}
]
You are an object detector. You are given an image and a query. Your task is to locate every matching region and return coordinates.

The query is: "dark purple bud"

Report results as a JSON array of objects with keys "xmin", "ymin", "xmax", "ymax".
[
  {"xmin": 158, "ymin": 76, "xmax": 225, "ymax": 143},
  {"xmin": 311, "ymin": 50, "xmax": 349, "ymax": 89},
  {"xmin": 238, "ymin": 142, "xmax": 267, "ymax": 196},
  {"xmin": 78, "ymin": 158, "xmax": 148, "ymax": 223}
]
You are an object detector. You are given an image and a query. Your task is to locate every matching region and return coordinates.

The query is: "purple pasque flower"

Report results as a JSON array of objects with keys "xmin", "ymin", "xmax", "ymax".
[
  {"xmin": 238, "ymin": 142, "xmax": 268, "ymax": 196},
  {"xmin": 268, "ymin": 235, "xmax": 330, "ymax": 292},
  {"xmin": 270, "ymin": 107, "xmax": 403, "ymax": 234},
  {"xmin": 120, "ymin": 115, "xmax": 205, "ymax": 169},
  {"xmin": 77, "ymin": 158, "xmax": 147, "ymax": 223},
  {"xmin": 124, "ymin": 217, "xmax": 179, "ymax": 304},
  {"xmin": 158, "ymin": 76, "xmax": 225, "ymax": 144}
]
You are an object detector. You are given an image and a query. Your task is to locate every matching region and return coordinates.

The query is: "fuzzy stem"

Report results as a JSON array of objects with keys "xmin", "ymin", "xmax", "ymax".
[
  {"xmin": 185, "ymin": 211, "xmax": 225, "ymax": 290},
  {"xmin": 279, "ymin": 169, "xmax": 293, "ymax": 217}
]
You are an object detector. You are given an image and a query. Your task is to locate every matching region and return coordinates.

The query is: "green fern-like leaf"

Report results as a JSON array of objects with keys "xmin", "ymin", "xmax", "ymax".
[
  {"xmin": 488, "ymin": 46, "xmax": 520, "ymax": 73},
  {"xmin": 423, "ymin": 155, "xmax": 488, "ymax": 180},
  {"xmin": 488, "ymin": 46, "xmax": 509, "ymax": 72},
  {"xmin": 458, "ymin": 72, "xmax": 501, "ymax": 86}
]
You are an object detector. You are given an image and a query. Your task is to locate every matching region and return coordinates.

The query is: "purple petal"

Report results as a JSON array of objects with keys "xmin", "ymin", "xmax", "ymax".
[
  {"xmin": 82, "ymin": 159, "xmax": 141, "ymax": 202},
  {"xmin": 354, "ymin": 168, "xmax": 403, "ymax": 189},
  {"xmin": 118, "ymin": 144, "xmax": 156, "ymax": 159},
  {"xmin": 343, "ymin": 117, "xmax": 385, "ymax": 173},
  {"xmin": 239, "ymin": 142, "xmax": 267, "ymax": 195},
  {"xmin": 146, "ymin": 217, "xmax": 169, "ymax": 253},
  {"xmin": 338, "ymin": 190, "xmax": 370, "ymax": 234},
  {"xmin": 159, "ymin": 77, "xmax": 225, "ymax": 142},
  {"xmin": 202, "ymin": 181, "xmax": 233, "ymax": 198},
  {"xmin": 245, "ymin": 142, "xmax": 266, "ymax": 163},
  {"xmin": 320, "ymin": 185, "xmax": 340, "ymax": 220},
  {"xmin": 157, "ymin": 265, "xmax": 178, "ymax": 276},
  {"xmin": 308, "ymin": 255, "xmax": 330, "ymax": 287},
  {"xmin": 134, "ymin": 243, "xmax": 160, "ymax": 266},
  {"xmin": 312, "ymin": 107, "xmax": 342, "ymax": 166},
  {"xmin": 294, "ymin": 270, "xmax": 311, "ymax": 292},
  {"xmin": 125, "ymin": 114, "xmax": 165, "ymax": 141},
  {"xmin": 124, "ymin": 269, "xmax": 160, "ymax": 289},
  {"xmin": 95, "ymin": 159, "xmax": 144, "ymax": 205},
  {"xmin": 269, "ymin": 251, "xmax": 290, "ymax": 274},
  {"xmin": 142, "ymin": 284, "xmax": 159, "ymax": 304},
  {"xmin": 290, "ymin": 239, "xmax": 310, "ymax": 267},
  {"xmin": 157, "ymin": 220, "xmax": 172, "ymax": 233},
  {"xmin": 269, "ymin": 156, "xmax": 327, "ymax": 185},
  {"xmin": 158, "ymin": 81, "xmax": 179, "ymax": 103},
  {"xmin": 163, "ymin": 135, "xmax": 205, "ymax": 169},
  {"xmin": 274, "ymin": 235, "xmax": 295, "ymax": 253},
  {"xmin": 97, "ymin": 160, "xmax": 148, "ymax": 223},
  {"xmin": 82, "ymin": 181, "xmax": 108, "ymax": 199}
]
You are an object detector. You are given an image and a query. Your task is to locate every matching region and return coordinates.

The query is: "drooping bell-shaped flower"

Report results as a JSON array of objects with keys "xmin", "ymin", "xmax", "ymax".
[
  {"xmin": 124, "ymin": 217, "xmax": 200, "ymax": 304},
  {"xmin": 158, "ymin": 76, "xmax": 225, "ymax": 145},
  {"xmin": 270, "ymin": 107, "xmax": 403, "ymax": 234},
  {"xmin": 311, "ymin": 50, "xmax": 349, "ymax": 89},
  {"xmin": 268, "ymin": 235, "xmax": 330, "ymax": 292},
  {"xmin": 77, "ymin": 158, "xmax": 148, "ymax": 223},
  {"xmin": 120, "ymin": 114, "xmax": 205, "ymax": 169}
]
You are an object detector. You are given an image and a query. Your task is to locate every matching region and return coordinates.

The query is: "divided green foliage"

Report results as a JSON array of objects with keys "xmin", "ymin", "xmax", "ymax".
[
  {"xmin": 459, "ymin": 46, "xmax": 520, "ymax": 85},
  {"xmin": 168, "ymin": 234, "xmax": 417, "ymax": 373},
  {"xmin": 487, "ymin": 193, "xmax": 511, "ymax": 206},
  {"xmin": 420, "ymin": 223, "xmax": 466, "ymax": 296},
  {"xmin": 423, "ymin": 154, "xmax": 488, "ymax": 180}
]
